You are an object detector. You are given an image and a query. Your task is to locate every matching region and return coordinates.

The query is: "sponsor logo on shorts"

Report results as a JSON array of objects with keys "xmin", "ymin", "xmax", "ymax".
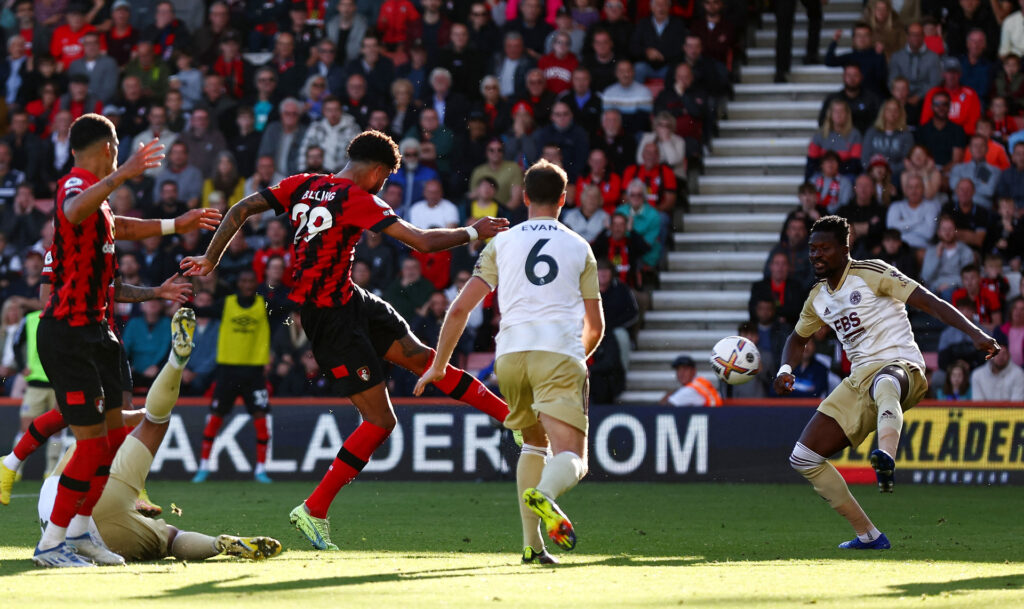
[
  {"xmin": 357, "ymin": 366, "xmax": 371, "ymax": 382},
  {"xmin": 849, "ymin": 291, "xmax": 862, "ymax": 305},
  {"xmin": 66, "ymin": 391, "xmax": 85, "ymax": 406}
]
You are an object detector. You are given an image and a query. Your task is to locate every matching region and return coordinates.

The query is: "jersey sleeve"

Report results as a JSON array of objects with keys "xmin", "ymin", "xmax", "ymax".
[
  {"xmin": 794, "ymin": 284, "xmax": 825, "ymax": 338},
  {"xmin": 347, "ymin": 192, "xmax": 399, "ymax": 233},
  {"xmin": 472, "ymin": 240, "xmax": 499, "ymax": 290},
  {"xmin": 580, "ymin": 247, "xmax": 599, "ymax": 299},
  {"xmin": 862, "ymin": 259, "xmax": 919, "ymax": 303},
  {"xmin": 260, "ymin": 173, "xmax": 316, "ymax": 215}
]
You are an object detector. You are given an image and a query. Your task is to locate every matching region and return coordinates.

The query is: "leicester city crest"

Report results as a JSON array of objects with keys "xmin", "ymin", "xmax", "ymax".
[{"xmin": 850, "ymin": 291, "xmax": 862, "ymax": 305}]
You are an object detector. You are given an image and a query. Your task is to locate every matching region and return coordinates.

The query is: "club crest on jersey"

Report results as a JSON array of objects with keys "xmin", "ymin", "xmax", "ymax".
[
  {"xmin": 357, "ymin": 366, "xmax": 371, "ymax": 382},
  {"xmin": 849, "ymin": 291, "xmax": 862, "ymax": 305},
  {"xmin": 95, "ymin": 397, "xmax": 104, "ymax": 414},
  {"xmin": 301, "ymin": 189, "xmax": 336, "ymax": 202}
]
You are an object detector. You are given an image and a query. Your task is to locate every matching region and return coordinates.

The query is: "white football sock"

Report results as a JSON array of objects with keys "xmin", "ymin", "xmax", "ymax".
[
  {"xmin": 3, "ymin": 452, "xmax": 21, "ymax": 470},
  {"xmin": 517, "ymin": 444, "xmax": 547, "ymax": 550},
  {"xmin": 857, "ymin": 527, "xmax": 883, "ymax": 543},
  {"xmin": 39, "ymin": 523, "xmax": 67, "ymax": 550},
  {"xmin": 66, "ymin": 514, "xmax": 92, "ymax": 538},
  {"xmin": 536, "ymin": 451, "xmax": 585, "ymax": 499}
]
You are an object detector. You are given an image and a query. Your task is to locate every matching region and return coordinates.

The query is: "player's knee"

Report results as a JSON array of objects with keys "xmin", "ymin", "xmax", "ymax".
[
  {"xmin": 789, "ymin": 442, "xmax": 825, "ymax": 475},
  {"xmin": 872, "ymin": 366, "xmax": 908, "ymax": 401},
  {"xmin": 366, "ymin": 411, "xmax": 397, "ymax": 432}
]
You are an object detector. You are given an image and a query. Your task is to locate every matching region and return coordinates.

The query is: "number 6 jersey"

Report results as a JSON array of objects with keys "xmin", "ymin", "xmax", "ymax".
[
  {"xmin": 473, "ymin": 217, "xmax": 599, "ymax": 361},
  {"xmin": 261, "ymin": 173, "xmax": 398, "ymax": 308},
  {"xmin": 795, "ymin": 259, "xmax": 926, "ymax": 372}
]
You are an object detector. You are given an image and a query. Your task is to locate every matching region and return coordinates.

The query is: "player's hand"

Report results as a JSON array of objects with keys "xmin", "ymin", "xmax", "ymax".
[
  {"xmin": 471, "ymin": 216, "xmax": 510, "ymax": 240},
  {"xmin": 154, "ymin": 273, "xmax": 193, "ymax": 303},
  {"xmin": 974, "ymin": 332, "xmax": 1000, "ymax": 360},
  {"xmin": 413, "ymin": 364, "xmax": 446, "ymax": 396},
  {"xmin": 773, "ymin": 372, "xmax": 795, "ymax": 395},
  {"xmin": 180, "ymin": 255, "xmax": 216, "ymax": 277},
  {"xmin": 174, "ymin": 208, "xmax": 223, "ymax": 233},
  {"xmin": 117, "ymin": 139, "xmax": 165, "ymax": 181}
]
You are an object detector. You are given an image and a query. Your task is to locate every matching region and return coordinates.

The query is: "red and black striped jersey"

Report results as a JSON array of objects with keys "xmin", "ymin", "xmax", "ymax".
[
  {"xmin": 261, "ymin": 173, "xmax": 398, "ymax": 308},
  {"xmin": 41, "ymin": 167, "xmax": 118, "ymax": 326},
  {"xmin": 44, "ymin": 246, "xmax": 120, "ymax": 336}
]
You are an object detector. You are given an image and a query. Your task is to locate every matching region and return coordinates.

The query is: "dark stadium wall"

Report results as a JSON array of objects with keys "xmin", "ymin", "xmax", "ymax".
[{"xmin": 3, "ymin": 401, "xmax": 1023, "ymax": 484}]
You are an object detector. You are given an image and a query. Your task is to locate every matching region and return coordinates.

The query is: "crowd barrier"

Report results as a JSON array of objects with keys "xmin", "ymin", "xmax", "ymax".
[{"xmin": 2, "ymin": 399, "xmax": 1022, "ymax": 484}]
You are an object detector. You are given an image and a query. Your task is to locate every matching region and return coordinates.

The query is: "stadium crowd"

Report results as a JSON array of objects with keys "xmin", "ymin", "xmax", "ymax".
[
  {"xmin": 0, "ymin": 0, "xmax": 1022, "ymax": 410},
  {"xmin": 741, "ymin": 0, "xmax": 1024, "ymax": 403},
  {"xmin": 0, "ymin": 0, "xmax": 731, "ymax": 405}
]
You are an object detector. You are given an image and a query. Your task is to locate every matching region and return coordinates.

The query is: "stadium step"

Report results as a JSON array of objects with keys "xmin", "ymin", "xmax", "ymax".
[
  {"xmin": 702, "ymin": 155, "xmax": 806, "ymax": 175},
  {"xmin": 660, "ymin": 270, "xmax": 763, "ymax": 291},
  {"xmin": 637, "ymin": 329, "xmax": 726, "ymax": 350},
  {"xmin": 682, "ymin": 212, "xmax": 787, "ymax": 232},
  {"xmin": 626, "ymin": 370, "xmax": 718, "ymax": 391},
  {"xmin": 630, "ymin": 350, "xmax": 710, "ymax": 371},
  {"xmin": 733, "ymin": 82, "xmax": 838, "ymax": 102},
  {"xmin": 761, "ymin": 10, "xmax": 863, "ymax": 24},
  {"xmin": 643, "ymin": 309, "xmax": 750, "ymax": 330},
  {"xmin": 695, "ymin": 175, "xmax": 804, "ymax": 195},
  {"xmin": 717, "ymin": 119, "xmax": 819, "ymax": 139},
  {"xmin": 725, "ymin": 101, "xmax": 820, "ymax": 120},
  {"xmin": 756, "ymin": 29, "xmax": 851, "ymax": 47},
  {"xmin": 673, "ymin": 231, "xmax": 779, "ymax": 252},
  {"xmin": 668, "ymin": 251, "xmax": 767, "ymax": 272},
  {"xmin": 651, "ymin": 290, "xmax": 750, "ymax": 310},
  {"xmin": 711, "ymin": 137, "xmax": 810, "ymax": 157},
  {"xmin": 687, "ymin": 194, "xmax": 798, "ymax": 214},
  {"xmin": 745, "ymin": 47, "xmax": 833, "ymax": 66},
  {"xmin": 740, "ymin": 65, "xmax": 842, "ymax": 85},
  {"xmin": 618, "ymin": 389, "xmax": 666, "ymax": 403}
]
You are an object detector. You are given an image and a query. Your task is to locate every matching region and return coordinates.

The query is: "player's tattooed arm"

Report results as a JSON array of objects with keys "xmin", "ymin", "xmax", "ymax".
[
  {"xmin": 180, "ymin": 192, "xmax": 272, "ymax": 276},
  {"xmin": 906, "ymin": 287, "xmax": 1000, "ymax": 357},
  {"xmin": 383, "ymin": 216, "xmax": 510, "ymax": 252},
  {"xmin": 63, "ymin": 139, "xmax": 165, "ymax": 224},
  {"xmin": 114, "ymin": 274, "xmax": 192, "ymax": 303}
]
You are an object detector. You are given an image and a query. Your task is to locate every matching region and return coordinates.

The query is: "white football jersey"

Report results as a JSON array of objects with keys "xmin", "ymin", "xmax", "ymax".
[
  {"xmin": 473, "ymin": 217, "xmax": 599, "ymax": 361},
  {"xmin": 795, "ymin": 259, "xmax": 926, "ymax": 371}
]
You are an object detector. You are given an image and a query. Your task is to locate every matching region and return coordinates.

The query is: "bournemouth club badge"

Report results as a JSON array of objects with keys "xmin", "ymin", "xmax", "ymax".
[{"xmin": 357, "ymin": 366, "xmax": 371, "ymax": 382}]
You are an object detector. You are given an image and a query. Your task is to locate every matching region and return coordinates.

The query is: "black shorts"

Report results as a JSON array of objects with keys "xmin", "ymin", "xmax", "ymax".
[
  {"xmin": 36, "ymin": 318, "xmax": 124, "ymax": 426},
  {"xmin": 211, "ymin": 365, "xmax": 270, "ymax": 416},
  {"xmin": 301, "ymin": 286, "xmax": 410, "ymax": 397}
]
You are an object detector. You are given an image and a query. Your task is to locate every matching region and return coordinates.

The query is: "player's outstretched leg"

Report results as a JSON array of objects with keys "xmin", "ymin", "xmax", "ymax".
[
  {"xmin": 2, "ymin": 409, "xmax": 68, "ymax": 505},
  {"xmin": 870, "ymin": 367, "xmax": 906, "ymax": 493},
  {"xmin": 523, "ymin": 487, "xmax": 576, "ymax": 552},
  {"xmin": 289, "ymin": 504, "xmax": 339, "ymax": 551}
]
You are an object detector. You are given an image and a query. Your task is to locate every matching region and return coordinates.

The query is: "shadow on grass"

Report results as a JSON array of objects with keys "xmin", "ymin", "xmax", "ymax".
[
  {"xmin": 142, "ymin": 555, "xmax": 699, "ymax": 598},
  {"xmin": 879, "ymin": 574, "xmax": 1024, "ymax": 597}
]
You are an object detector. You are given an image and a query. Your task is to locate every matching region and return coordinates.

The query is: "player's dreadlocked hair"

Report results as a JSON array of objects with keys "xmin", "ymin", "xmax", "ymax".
[
  {"xmin": 810, "ymin": 215, "xmax": 850, "ymax": 246},
  {"xmin": 69, "ymin": 113, "xmax": 116, "ymax": 153},
  {"xmin": 347, "ymin": 130, "xmax": 402, "ymax": 174}
]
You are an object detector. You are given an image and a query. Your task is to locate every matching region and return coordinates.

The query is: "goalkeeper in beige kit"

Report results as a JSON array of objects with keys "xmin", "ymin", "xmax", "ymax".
[
  {"xmin": 775, "ymin": 216, "xmax": 998, "ymax": 550},
  {"xmin": 415, "ymin": 160, "xmax": 605, "ymax": 564}
]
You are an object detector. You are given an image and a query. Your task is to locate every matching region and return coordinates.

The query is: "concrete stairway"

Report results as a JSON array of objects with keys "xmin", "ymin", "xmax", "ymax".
[{"xmin": 620, "ymin": 1, "xmax": 861, "ymax": 402}]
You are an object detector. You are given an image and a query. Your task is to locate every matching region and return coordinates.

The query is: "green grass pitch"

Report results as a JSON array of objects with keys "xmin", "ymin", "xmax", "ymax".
[{"xmin": 2, "ymin": 481, "xmax": 1023, "ymax": 608}]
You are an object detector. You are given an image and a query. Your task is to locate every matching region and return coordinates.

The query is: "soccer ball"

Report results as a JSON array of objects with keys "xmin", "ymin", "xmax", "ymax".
[{"xmin": 709, "ymin": 336, "xmax": 762, "ymax": 385}]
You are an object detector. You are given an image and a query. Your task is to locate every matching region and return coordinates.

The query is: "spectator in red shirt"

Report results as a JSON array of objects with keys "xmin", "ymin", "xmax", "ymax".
[
  {"xmin": 538, "ymin": 31, "xmax": 578, "ymax": 95},
  {"xmin": 622, "ymin": 140, "xmax": 677, "ymax": 213},
  {"xmin": 252, "ymin": 218, "xmax": 294, "ymax": 286},
  {"xmin": 57, "ymin": 74, "xmax": 104, "ymax": 120},
  {"xmin": 49, "ymin": 3, "xmax": 100, "ymax": 71},
  {"xmin": 377, "ymin": 0, "xmax": 420, "ymax": 49},
  {"xmin": 576, "ymin": 148, "xmax": 622, "ymax": 213},
  {"xmin": 951, "ymin": 263, "xmax": 1002, "ymax": 332},
  {"xmin": 920, "ymin": 57, "xmax": 982, "ymax": 135},
  {"xmin": 213, "ymin": 32, "xmax": 248, "ymax": 100}
]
